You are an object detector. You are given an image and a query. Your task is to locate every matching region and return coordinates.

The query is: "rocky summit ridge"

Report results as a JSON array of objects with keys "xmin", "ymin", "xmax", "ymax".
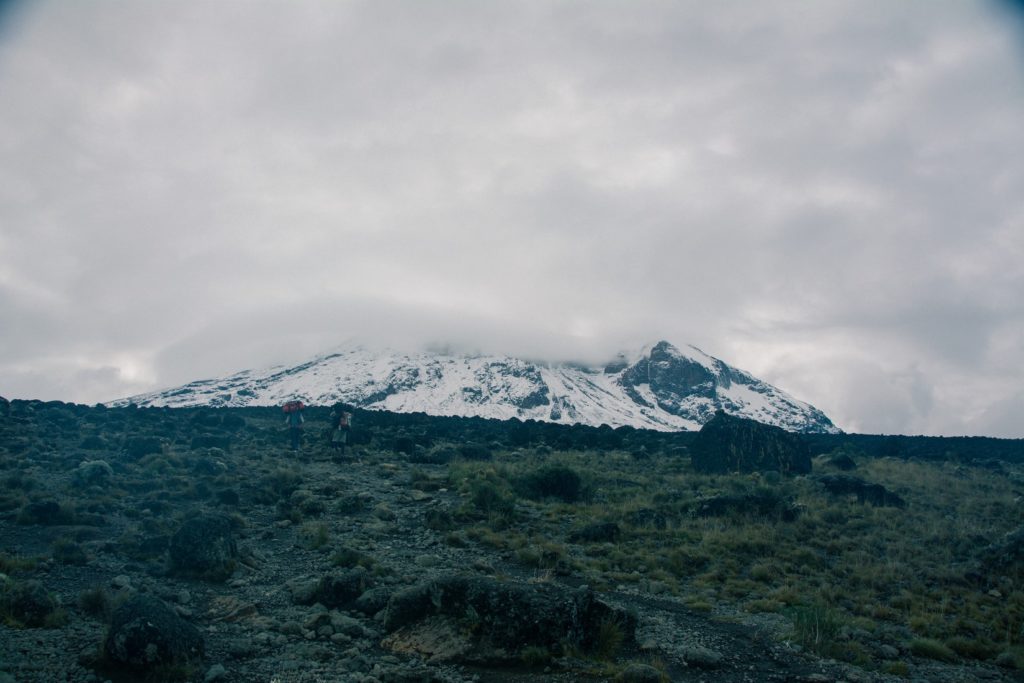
[{"xmin": 113, "ymin": 340, "xmax": 840, "ymax": 433}]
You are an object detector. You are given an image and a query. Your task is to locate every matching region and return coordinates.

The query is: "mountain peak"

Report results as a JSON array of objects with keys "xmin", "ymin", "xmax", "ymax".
[{"xmin": 113, "ymin": 341, "xmax": 840, "ymax": 434}]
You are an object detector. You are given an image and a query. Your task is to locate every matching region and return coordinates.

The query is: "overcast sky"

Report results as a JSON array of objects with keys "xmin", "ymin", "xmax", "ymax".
[{"xmin": 1, "ymin": 1, "xmax": 1022, "ymax": 437}]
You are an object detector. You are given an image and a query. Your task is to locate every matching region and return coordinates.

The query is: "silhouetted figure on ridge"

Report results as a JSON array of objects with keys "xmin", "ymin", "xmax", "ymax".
[
  {"xmin": 283, "ymin": 400, "xmax": 305, "ymax": 451},
  {"xmin": 330, "ymin": 403, "xmax": 353, "ymax": 455}
]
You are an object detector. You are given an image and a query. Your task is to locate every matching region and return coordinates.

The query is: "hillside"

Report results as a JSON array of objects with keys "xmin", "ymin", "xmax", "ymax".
[{"xmin": 1, "ymin": 399, "xmax": 1022, "ymax": 682}]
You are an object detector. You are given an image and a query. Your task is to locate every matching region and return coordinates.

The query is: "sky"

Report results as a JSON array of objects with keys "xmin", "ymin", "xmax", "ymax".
[{"xmin": 1, "ymin": 1, "xmax": 1022, "ymax": 437}]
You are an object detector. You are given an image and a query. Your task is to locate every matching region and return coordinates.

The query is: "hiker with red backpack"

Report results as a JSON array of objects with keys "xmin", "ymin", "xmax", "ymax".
[
  {"xmin": 330, "ymin": 402, "xmax": 353, "ymax": 455},
  {"xmin": 283, "ymin": 400, "xmax": 305, "ymax": 451}
]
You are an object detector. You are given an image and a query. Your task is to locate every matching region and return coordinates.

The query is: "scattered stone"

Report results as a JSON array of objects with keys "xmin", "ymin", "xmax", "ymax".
[
  {"xmin": 110, "ymin": 575, "xmax": 133, "ymax": 590},
  {"xmin": 285, "ymin": 577, "xmax": 319, "ymax": 605},
  {"xmin": 615, "ymin": 663, "xmax": 668, "ymax": 683},
  {"xmin": 330, "ymin": 611, "xmax": 367, "ymax": 638},
  {"xmin": 354, "ymin": 586, "xmax": 392, "ymax": 616},
  {"xmin": 226, "ymin": 638, "xmax": 254, "ymax": 658},
  {"xmin": 203, "ymin": 663, "xmax": 227, "ymax": 682},
  {"xmin": 279, "ymin": 620, "xmax": 303, "ymax": 636},
  {"xmin": 683, "ymin": 644, "xmax": 724, "ymax": 669}
]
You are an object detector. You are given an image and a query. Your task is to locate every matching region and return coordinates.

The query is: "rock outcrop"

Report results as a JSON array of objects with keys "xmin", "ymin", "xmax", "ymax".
[
  {"xmin": 690, "ymin": 411, "xmax": 812, "ymax": 475},
  {"xmin": 168, "ymin": 513, "xmax": 237, "ymax": 580},
  {"xmin": 382, "ymin": 575, "xmax": 635, "ymax": 662},
  {"xmin": 102, "ymin": 595, "xmax": 204, "ymax": 671},
  {"xmin": 816, "ymin": 474, "xmax": 906, "ymax": 508}
]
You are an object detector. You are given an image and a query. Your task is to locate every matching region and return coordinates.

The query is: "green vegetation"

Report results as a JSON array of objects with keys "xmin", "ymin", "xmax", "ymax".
[
  {"xmin": 445, "ymin": 445, "xmax": 1024, "ymax": 666},
  {"xmin": 1, "ymin": 398, "xmax": 1022, "ymax": 678}
]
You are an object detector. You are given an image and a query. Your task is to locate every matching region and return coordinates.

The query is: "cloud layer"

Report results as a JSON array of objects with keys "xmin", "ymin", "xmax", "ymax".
[{"xmin": 1, "ymin": 1, "xmax": 1022, "ymax": 436}]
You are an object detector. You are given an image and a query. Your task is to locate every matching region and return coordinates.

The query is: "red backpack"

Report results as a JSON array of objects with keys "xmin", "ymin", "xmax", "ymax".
[{"xmin": 282, "ymin": 400, "xmax": 305, "ymax": 414}]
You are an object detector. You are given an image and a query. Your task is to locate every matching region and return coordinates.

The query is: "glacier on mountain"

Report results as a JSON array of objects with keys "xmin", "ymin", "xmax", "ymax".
[{"xmin": 112, "ymin": 340, "xmax": 840, "ymax": 434}]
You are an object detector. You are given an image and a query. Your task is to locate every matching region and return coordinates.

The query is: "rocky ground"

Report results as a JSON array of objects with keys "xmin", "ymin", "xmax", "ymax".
[{"xmin": 0, "ymin": 401, "xmax": 1019, "ymax": 682}]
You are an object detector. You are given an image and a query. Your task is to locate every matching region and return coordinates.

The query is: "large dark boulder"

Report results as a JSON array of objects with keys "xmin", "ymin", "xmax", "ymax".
[
  {"xmin": 816, "ymin": 474, "xmax": 906, "ymax": 508},
  {"xmin": 690, "ymin": 411, "xmax": 811, "ymax": 475},
  {"xmin": 168, "ymin": 513, "xmax": 237, "ymax": 580},
  {"xmin": 103, "ymin": 595, "xmax": 204, "ymax": 670},
  {"xmin": 383, "ymin": 575, "xmax": 635, "ymax": 661}
]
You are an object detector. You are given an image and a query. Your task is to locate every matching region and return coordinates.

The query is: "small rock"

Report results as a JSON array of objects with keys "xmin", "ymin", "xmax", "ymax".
[
  {"xmin": 878, "ymin": 644, "xmax": 900, "ymax": 659},
  {"xmin": 111, "ymin": 575, "xmax": 132, "ymax": 589},
  {"xmin": 414, "ymin": 554, "xmax": 440, "ymax": 567},
  {"xmin": 304, "ymin": 612, "xmax": 332, "ymax": 631},
  {"xmin": 682, "ymin": 645, "xmax": 723, "ymax": 669},
  {"xmin": 279, "ymin": 620, "xmax": 303, "ymax": 636},
  {"xmin": 285, "ymin": 577, "xmax": 319, "ymax": 604},
  {"xmin": 226, "ymin": 637, "xmax": 254, "ymax": 658},
  {"xmin": 330, "ymin": 612, "xmax": 366, "ymax": 638},
  {"xmin": 615, "ymin": 663, "xmax": 666, "ymax": 683},
  {"xmin": 204, "ymin": 664, "xmax": 227, "ymax": 682},
  {"xmin": 177, "ymin": 590, "xmax": 192, "ymax": 605}
]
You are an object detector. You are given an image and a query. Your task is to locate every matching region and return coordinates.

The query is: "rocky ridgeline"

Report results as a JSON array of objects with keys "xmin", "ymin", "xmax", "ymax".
[{"xmin": 0, "ymin": 398, "xmax": 1021, "ymax": 683}]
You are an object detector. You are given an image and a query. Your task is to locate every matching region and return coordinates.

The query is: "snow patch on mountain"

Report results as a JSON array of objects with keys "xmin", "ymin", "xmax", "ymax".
[{"xmin": 112, "ymin": 341, "xmax": 840, "ymax": 434}]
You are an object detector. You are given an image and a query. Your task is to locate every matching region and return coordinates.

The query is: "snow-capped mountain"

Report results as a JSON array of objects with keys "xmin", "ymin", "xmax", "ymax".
[{"xmin": 112, "ymin": 341, "xmax": 840, "ymax": 433}]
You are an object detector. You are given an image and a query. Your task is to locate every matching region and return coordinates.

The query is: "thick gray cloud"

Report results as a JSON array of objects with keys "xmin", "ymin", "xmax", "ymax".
[{"xmin": 1, "ymin": 0, "xmax": 1022, "ymax": 437}]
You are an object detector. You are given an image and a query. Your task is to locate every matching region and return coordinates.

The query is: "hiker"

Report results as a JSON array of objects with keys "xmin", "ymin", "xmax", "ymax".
[
  {"xmin": 283, "ymin": 400, "xmax": 305, "ymax": 451},
  {"xmin": 330, "ymin": 403, "xmax": 353, "ymax": 454}
]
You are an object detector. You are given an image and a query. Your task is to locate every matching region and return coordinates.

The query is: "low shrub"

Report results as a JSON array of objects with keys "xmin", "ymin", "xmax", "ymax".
[
  {"xmin": 788, "ymin": 603, "xmax": 843, "ymax": 656},
  {"xmin": 516, "ymin": 465, "xmax": 584, "ymax": 503},
  {"xmin": 300, "ymin": 522, "xmax": 330, "ymax": 550},
  {"xmin": 78, "ymin": 586, "xmax": 111, "ymax": 619},
  {"xmin": 910, "ymin": 637, "xmax": 958, "ymax": 662},
  {"xmin": 52, "ymin": 539, "xmax": 88, "ymax": 565}
]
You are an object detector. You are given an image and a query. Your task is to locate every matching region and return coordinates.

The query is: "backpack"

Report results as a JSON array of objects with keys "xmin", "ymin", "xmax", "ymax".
[{"xmin": 282, "ymin": 400, "xmax": 305, "ymax": 414}]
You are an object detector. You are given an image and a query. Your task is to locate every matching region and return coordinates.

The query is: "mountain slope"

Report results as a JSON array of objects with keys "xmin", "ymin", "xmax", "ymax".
[{"xmin": 113, "ymin": 341, "xmax": 840, "ymax": 433}]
